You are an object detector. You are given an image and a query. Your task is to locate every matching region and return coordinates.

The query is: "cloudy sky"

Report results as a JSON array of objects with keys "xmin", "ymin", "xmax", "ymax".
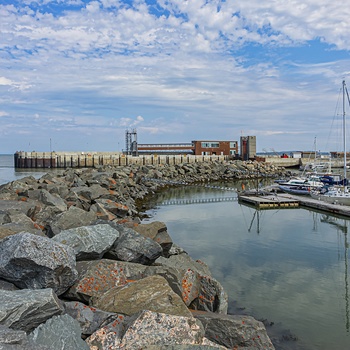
[{"xmin": 1, "ymin": 0, "xmax": 350, "ymax": 154}]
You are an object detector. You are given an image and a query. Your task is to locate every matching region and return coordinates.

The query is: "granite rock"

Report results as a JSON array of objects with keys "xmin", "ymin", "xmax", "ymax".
[{"xmin": 0, "ymin": 232, "xmax": 78, "ymax": 295}]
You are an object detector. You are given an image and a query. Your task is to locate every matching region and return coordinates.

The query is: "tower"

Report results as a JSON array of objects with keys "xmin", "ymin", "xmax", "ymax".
[
  {"xmin": 240, "ymin": 136, "xmax": 256, "ymax": 160},
  {"xmin": 125, "ymin": 129, "xmax": 138, "ymax": 156}
]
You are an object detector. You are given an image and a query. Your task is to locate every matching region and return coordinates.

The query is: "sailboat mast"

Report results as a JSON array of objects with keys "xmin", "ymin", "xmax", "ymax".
[{"xmin": 343, "ymin": 80, "xmax": 347, "ymax": 182}]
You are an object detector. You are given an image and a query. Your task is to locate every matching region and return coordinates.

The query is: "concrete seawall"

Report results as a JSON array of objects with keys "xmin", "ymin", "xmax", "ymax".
[{"xmin": 14, "ymin": 151, "xmax": 229, "ymax": 168}]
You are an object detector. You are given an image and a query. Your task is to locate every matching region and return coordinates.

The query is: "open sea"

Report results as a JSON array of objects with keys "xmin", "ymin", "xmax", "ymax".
[
  {"xmin": 0, "ymin": 154, "xmax": 63, "ymax": 185},
  {"xmin": 1, "ymin": 153, "xmax": 350, "ymax": 349}
]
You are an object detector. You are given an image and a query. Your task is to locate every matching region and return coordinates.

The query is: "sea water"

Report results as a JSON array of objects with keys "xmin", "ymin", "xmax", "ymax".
[{"xmin": 0, "ymin": 154, "xmax": 62, "ymax": 185}]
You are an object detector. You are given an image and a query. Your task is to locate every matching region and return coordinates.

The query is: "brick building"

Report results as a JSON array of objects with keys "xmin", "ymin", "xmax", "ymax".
[
  {"xmin": 137, "ymin": 140, "xmax": 238, "ymax": 156},
  {"xmin": 191, "ymin": 140, "xmax": 238, "ymax": 156}
]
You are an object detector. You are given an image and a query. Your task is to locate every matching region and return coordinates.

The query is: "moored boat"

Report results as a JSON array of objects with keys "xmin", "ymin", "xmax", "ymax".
[
  {"xmin": 279, "ymin": 185, "xmax": 311, "ymax": 195},
  {"xmin": 311, "ymin": 80, "xmax": 350, "ymax": 205}
]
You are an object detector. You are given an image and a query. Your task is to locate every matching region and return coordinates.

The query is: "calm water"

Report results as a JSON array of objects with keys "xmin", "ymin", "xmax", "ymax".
[
  {"xmin": 0, "ymin": 154, "xmax": 62, "ymax": 185},
  {"xmin": 142, "ymin": 182, "xmax": 350, "ymax": 350}
]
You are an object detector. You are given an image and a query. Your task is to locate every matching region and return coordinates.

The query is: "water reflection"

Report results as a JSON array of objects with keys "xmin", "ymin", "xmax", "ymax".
[{"xmin": 143, "ymin": 183, "xmax": 350, "ymax": 350}]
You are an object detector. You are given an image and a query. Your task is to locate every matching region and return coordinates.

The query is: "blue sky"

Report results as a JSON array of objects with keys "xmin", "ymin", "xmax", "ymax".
[{"xmin": 1, "ymin": 0, "xmax": 350, "ymax": 153}]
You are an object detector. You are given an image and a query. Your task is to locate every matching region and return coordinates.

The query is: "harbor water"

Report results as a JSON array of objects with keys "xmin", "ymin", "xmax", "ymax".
[
  {"xmin": 1, "ymin": 153, "xmax": 350, "ymax": 349},
  {"xmin": 142, "ymin": 182, "xmax": 350, "ymax": 350}
]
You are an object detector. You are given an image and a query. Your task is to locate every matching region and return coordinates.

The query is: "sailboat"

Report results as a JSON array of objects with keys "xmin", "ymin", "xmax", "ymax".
[{"xmin": 311, "ymin": 80, "xmax": 350, "ymax": 205}]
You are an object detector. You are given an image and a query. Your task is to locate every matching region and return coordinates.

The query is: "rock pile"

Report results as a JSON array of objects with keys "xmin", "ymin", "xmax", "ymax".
[{"xmin": 0, "ymin": 160, "xmax": 280, "ymax": 349}]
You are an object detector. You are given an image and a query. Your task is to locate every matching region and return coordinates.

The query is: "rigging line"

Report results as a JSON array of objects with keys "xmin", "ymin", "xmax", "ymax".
[{"xmin": 324, "ymin": 86, "xmax": 342, "ymax": 153}]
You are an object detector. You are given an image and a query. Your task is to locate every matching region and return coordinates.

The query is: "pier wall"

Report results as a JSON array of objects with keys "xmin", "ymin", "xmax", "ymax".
[
  {"xmin": 258, "ymin": 156, "xmax": 300, "ymax": 168},
  {"xmin": 14, "ymin": 151, "xmax": 229, "ymax": 169}
]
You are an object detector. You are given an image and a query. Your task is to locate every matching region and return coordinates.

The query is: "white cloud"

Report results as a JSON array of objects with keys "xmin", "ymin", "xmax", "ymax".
[{"xmin": 0, "ymin": 1, "xmax": 350, "ymax": 152}]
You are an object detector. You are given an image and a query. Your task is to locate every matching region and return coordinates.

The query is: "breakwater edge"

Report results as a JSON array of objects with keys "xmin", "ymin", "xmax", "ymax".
[{"xmin": 0, "ymin": 159, "xmax": 288, "ymax": 349}]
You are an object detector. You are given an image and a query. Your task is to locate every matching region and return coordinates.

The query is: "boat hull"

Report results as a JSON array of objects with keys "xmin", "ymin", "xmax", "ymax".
[
  {"xmin": 310, "ymin": 191, "xmax": 350, "ymax": 205},
  {"xmin": 279, "ymin": 185, "xmax": 310, "ymax": 195}
]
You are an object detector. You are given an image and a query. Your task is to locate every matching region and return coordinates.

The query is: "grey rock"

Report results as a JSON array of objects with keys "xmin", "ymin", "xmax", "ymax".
[
  {"xmin": 144, "ymin": 344, "xmax": 226, "ymax": 350},
  {"xmin": 86, "ymin": 310, "xmax": 206, "ymax": 349},
  {"xmin": 133, "ymin": 221, "xmax": 173, "ymax": 257},
  {"xmin": 70, "ymin": 184, "xmax": 110, "ymax": 201},
  {"xmin": 47, "ymin": 206, "xmax": 97, "ymax": 237},
  {"xmin": 0, "ymin": 211, "xmax": 11, "ymax": 224},
  {"xmin": 4, "ymin": 211, "xmax": 44, "ymax": 236},
  {"xmin": 28, "ymin": 314, "xmax": 89, "ymax": 350},
  {"xmin": 0, "ymin": 279, "xmax": 18, "ymax": 291},
  {"xmin": 63, "ymin": 259, "xmax": 131, "ymax": 303},
  {"xmin": 192, "ymin": 311, "xmax": 275, "ymax": 349},
  {"xmin": 0, "ymin": 288, "xmax": 64, "ymax": 332},
  {"xmin": 106, "ymin": 226, "xmax": 162, "ymax": 265},
  {"xmin": 0, "ymin": 199, "xmax": 40, "ymax": 216},
  {"xmin": 64, "ymin": 301, "xmax": 117, "ymax": 336},
  {"xmin": 28, "ymin": 189, "xmax": 67, "ymax": 212},
  {"xmin": 0, "ymin": 325, "xmax": 28, "ymax": 346},
  {"xmin": 91, "ymin": 275, "xmax": 193, "ymax": 318},
  {"xmin": 156, "ymin": 253, "xmax": 228, "ymax": 314},
  {"xmin": 0, "ymin": 222, "xmax": 43, "ymax": 238},
  {"xmin": 94, "ymin": 198, "xmax": 130, "ymax": 218},
  {"xmin": 0, "ymin": 232, "xmax": 78, "ymax": 295},
  {"xmin": 52, "ymin": 224, "xmax": 119, "ymax": 261},
  {"xmin": 156, "ymin": 253, "xmax": 211, "ymax": 276}
]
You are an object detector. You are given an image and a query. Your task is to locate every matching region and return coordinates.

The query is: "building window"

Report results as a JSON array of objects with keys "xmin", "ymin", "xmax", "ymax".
[
  {"xmin": 230, "ymin": 142, "xmax": 236, "ymax": 148},
  {"xmin": 230, "ymin": 150, "xmax": 236, "ymax": 155},
  {"xmin": 201, "ymin": 142, "xmax": 219, "ymax": 148}
]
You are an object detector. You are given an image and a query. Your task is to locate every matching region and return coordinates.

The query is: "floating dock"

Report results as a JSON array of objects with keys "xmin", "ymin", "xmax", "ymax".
[
  {"xmin": 238, "ymin": 194, "xmax": 299, "ymax": 209},
  {"xmin": 278, "ymin": 193, "xmax": 350, "ymax": 217},
  {"xmin": 239, "ymin": 192, "xmax": 350, "ymax": 217}
]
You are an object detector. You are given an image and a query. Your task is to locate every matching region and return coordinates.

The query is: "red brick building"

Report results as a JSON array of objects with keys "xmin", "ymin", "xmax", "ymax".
[
  {"xmin": 192, "ymin": 140, "xmax": 238, "ymax": 156},
  {"xmin": 137, "ymin": 140, "xmax": 238, "ymax": 156}
]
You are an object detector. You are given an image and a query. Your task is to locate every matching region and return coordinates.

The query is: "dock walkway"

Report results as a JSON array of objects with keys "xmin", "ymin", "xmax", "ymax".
[
  {"xmin": 239, "ymin": 192, "xmax": 350, "ymax": 217},
  {"xmin": 278, "ymin": 193, "xmax": 350, "ymax": 217},
  {"xmin": 238, "ymin": 194, "xmax": 299, "ymax": 209}
]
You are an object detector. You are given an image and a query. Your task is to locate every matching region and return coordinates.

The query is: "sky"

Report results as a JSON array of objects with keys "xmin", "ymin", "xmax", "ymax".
[{"xmin": 1, "ymin": 0, "xmax": 350, "ymax": 154}]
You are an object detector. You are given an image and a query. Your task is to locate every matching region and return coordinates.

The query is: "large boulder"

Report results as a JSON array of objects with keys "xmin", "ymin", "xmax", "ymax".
[
  {"xmin": 94, "ymin": 198, "xmax": 130, "ymax": 218},
  {"xmin": 106, "ymin": 226, "xmax": 162, "ymax": 265},
  {"xmin": 0, "ymin": 232, "xmax": 78, "ymax": 295},
  {"xmin": 70, "ymin": 185, "xmax": 110, "ymax": 201},
  {"xmin": 91, "ymin": 275, "xmax": 193, "ymax": 318},
  {"xmin": 28, "ymin": 314, "xmax": 89, "ymax": 350},
  {"xmin": 192, "ymin": 311, "xmax": 275, "ymax": 350},
  {"xmin": 52, "ymin": 224, "xmax": 120, "ymax": 261},
  {"xmin": 64, "ymin": 301, "xmax": 116, "ymax": 337},
  {"xmin": 63, "ymin": 260, "xmax": 130, "ymax": 303},
  {"xmin": 156, "ymin": 254, "xmax": 228, "ymax": 314},
  {"xmin": 133, "ymin": 221, "xmax": 173, "ymax": 257},
  {"xmin": 2, "ymin": 210, "xmax": 44, "ymax": 236},
  {"xmin": 0, "ymin": 288, "xmax": 64, "ymax": 332},
  {"xmin": 86, "ymin": 310, "xmax": 206, "ymax": 349},
  {"xmin": 46, "ymin": 206, "xmax": 97, "ymax": 237},
  {"xmin": 28, "ymin": 189, "xmax": 67, "ymax": 212}
]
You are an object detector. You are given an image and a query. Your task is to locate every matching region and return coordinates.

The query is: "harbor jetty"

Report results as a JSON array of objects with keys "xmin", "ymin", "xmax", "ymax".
[
  {"xmin": 14, "ymin": 151, "xmax": 232, "ymax": 168},
  {"xmin": 14, "ymin": 151, "xmax": 307, "ymax": 168},
  {"xmin": 0, "ymin": 160, "xmax": 284, "ymax": 349}
]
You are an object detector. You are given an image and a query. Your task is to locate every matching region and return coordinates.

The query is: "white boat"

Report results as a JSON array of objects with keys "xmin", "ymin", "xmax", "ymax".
[
  {"xmin": 310, "ymin": 80, "xmax": 350, "ymax": 205},
  {"xmin": 311, "ymin": 186, "xmax": 350, "ymax": 205},
  {"xmin": 279, "ymin": 176, "xmax": 324, "ymax": 189}
]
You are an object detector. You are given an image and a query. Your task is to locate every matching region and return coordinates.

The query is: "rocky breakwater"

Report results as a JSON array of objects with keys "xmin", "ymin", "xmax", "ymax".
[{"xmin": 0, "ymin": 160, "xmax": 283, "ymax": 349}]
